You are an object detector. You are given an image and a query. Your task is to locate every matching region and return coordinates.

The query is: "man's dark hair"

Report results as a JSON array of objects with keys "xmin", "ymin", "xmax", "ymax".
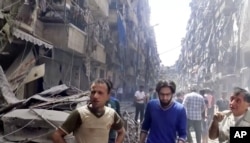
[
  {"xmin": 139, "ymin": 85, "xmax": 144, "ymax": 89},
  {"xmin": 233, "ymin": 87, "xmax": 250, "ymax": 103},
  {"xmin": 205, "ymin": 88, "xmax": 212, "ymax": 94},
  {"xmin": 176, "ymin": 92, "xmax": 183, "ymax": 97},
  {"xmin": 92, "ymin": 78, "xmax": 113, "ymax": 94},
  {"xmin": 149, "ymin": 88, "xmax": 154, "ymax": 92},
  {"xmin": 155, "ymin": 80, "xmax": 176, "ymax": 94},
  {"xmin": 199, "ymin": 89, "xmax": 206, "ymax": 96}
]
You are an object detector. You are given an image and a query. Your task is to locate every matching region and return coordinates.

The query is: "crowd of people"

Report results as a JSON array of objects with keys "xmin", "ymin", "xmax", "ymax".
[{"xmin": 50, "ymin": 78, "xmax": 250, "ymax": 143}]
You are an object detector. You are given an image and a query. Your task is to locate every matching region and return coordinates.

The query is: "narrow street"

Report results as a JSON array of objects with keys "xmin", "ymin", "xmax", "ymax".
[{"xmin": 0, "ymin": 0, "xmax": 248, "ymax": 142}]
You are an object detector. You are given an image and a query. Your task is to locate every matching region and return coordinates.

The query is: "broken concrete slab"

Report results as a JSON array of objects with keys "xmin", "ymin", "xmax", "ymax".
[
  {"xmin": 0, "ymin": 66, "xmax": 20, "ymax": 104},
  {"xmin": 30, "ymin": 92, "xmax": 90, "ymax": 109},
  {"xmin": 1, "ymin": 109, "xmax": 72, "ymax": 143},
  {"xmin": 38, "ymin": 84, "xmax": 69, "ymax": 97}
]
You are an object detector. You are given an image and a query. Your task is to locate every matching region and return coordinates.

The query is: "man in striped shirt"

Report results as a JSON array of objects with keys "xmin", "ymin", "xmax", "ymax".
[{"xmin": 183, "ymin": 88, "xmax": 206, "ymax": 143}]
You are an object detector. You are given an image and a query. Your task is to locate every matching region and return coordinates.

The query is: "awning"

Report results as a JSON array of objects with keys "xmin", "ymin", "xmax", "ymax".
[{"xmin": 13, "ymin": 28, "xmax": 53, "ymax": 49}]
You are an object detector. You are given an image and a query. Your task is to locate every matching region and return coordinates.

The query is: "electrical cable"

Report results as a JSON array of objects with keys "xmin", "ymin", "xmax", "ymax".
[
  {"xmin": 0, "ymin": 119, "xmax": 35, "ymax": 139},
  {"xmin": 158, "ymin": 45, "xmax": 181, "ymax": 55}
]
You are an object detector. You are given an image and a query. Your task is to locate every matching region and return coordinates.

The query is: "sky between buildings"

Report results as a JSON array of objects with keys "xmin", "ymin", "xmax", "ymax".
[{"xmin": 149, "ymin": 0, "xmax": 191, "ymax": 66}]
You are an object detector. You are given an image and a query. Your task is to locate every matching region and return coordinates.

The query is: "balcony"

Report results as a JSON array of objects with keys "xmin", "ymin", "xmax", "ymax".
[
  {"xmin": 38, "ymin": 0, "xmax": 71, "ymax": 23},
  {"xmin": 127, "ymin": 8, "xmax": 138, "ymax": 26},
  {"xmin": 85, "ymin": 0, "xmax": 109, "ymax": 19},
  {"xmin": 91, "ymin": 42, "xmax": 106, "ymax": 64},
  {"xmin": 42, "ymin": 23, "xmax": 86, "ymax": 54}
]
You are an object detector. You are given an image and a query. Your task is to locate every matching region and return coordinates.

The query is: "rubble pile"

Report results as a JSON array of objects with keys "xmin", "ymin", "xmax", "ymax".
[
  {"xmin": 0, "ymin": 66, "xmax": 90, "ymax": 143},
  {"xmin": 123, "ymin": 111, "xmax": 140, "ymax": 143},
  {"xmin": 1, "ymin": 65, "xmax": 143, "ymax": 143}
]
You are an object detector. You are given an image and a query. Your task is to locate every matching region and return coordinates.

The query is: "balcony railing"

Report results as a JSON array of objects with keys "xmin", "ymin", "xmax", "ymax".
[
  {"xmin": 91, "ymin": 42, "xmax": 106, "ymax": 64},
  {"xmin": 42, "ymin": 23, "xmax": 86, "ymax": 54}
]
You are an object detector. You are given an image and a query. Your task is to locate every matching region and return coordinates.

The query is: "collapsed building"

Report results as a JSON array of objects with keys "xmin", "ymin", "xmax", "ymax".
[
  {"xmin": 0, "ymin": 0, "xmax": 160, "ymax": 142},
  {"xmin": 0, "ymin": 0, "xmax": 160, "ymax": 99}
]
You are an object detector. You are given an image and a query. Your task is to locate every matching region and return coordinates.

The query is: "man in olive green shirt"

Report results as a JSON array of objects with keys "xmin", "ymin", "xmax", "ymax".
[{"xmin": 52, "ymin": 79, "xmax": 126, "ymax": 143}]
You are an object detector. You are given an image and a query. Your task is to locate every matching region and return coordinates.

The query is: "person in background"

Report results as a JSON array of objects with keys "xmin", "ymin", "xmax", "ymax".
[
  {"xmin": 146, "ymin": 88, "xmax": 157, "ymax": 103},
  {"xmin": 176, "ymin": 91, "xmax": 184, "ymax": 104},
  {"xmin": 200, "ymin": 89, "xmax": 209, "ymax": 143},
  {"xmin": 139, "ymin": 80, "xmax": 187, "ymax": 143},
  {"xmin": 204, "ymin": 89, "xmax": 215, "ymax": 125},
  {"xmin": 106, "ymin": 88, "xmax": 121, "ymax": 143},
  {"xmin": 117, "ymin": 86, "xmax": 123, "ymax": 101},
  {"xmin": 216, "ymin": 92, "xmax": 229, "ymax": 112},
  {"xmin": 51, "ymin": 78, "xmax": 125, "ymax": 143},
  {"xmin": 183, "ymin": 87, "xmax": 205, "ymax": 143},
  {"xmin": 134, "ymin": 85, "xmax": 146, "ymax": 123},
  {"xmin": 209, "ymin": 87, "xmax": 250, "ymax": 143}
]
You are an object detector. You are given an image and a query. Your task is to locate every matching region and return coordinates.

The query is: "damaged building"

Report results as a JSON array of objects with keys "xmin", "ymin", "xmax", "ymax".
[
  {"xmin": 176, "ymin": 0, "xmax": 249, "ymax": 93},
  {"xmin": 0, "ymin": 0, "xmax": 160, "ymax": 99},
  {"xmin": 0, "ymin": 0, "xmax": 160, "ymax": 142}
]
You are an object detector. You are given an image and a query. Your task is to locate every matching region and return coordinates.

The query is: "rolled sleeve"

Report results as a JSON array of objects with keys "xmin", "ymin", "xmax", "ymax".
[
  {"xmin": 111, "ymin": 112, "xmax": 123, "ymax": 130},
  {"xmin": 177, "ymin": 107, "xmax": 187, "ymax": 141},
  {"xmin": 141, "ymin": 102, "xmax": 151, "ymax": 133},
  {"xmin": 60, "ymin": 110, "xmax": 82, "ymax": 134}
]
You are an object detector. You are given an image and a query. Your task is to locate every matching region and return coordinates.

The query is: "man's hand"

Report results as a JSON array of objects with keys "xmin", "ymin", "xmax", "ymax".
[
  {"xmin": 51, "ymin": 129, "xmax": 67, "ymax": 143},
  {"xmin": 115, "ymin": 127, "xmax": 126, "ymax": 143},
  {"xmin": 139, "ymin": 132, "xmax": 147, "ymax": 143},
  {"xmin": 209, "ymin": 112, "xmax": 225, "ymax": 139},
  {"xmin": 213, "ymin": 112, "xmax": 225, "ymax": 122}
]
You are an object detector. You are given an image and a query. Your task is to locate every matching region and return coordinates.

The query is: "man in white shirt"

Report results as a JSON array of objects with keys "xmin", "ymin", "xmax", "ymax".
[
  {"xmin": 209, "ymin": 87, "xmax": 250, "ymax": 143},
  {"xmin": 117, "ymin": 87, "xmax": 123, "ymax": 101},
  {"xmin": 134, "ymin": 85, "xmax": 146, "ymax": 123}
]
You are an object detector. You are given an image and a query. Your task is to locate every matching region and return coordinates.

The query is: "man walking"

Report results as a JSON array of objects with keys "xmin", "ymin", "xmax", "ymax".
[
  {"xmin": 134, "ymin": 85, "xmax": 146, "ymax": 123},
  {"xmin": 147, "ymin": 88, "xmax": 157, "ymax": 102},
  {"xmin": 183, "ymin": 87, "xmax": 205, "ymax": 143},
  {"xmin": 216, "ymin": 92, "xmax": 229, "ymax": 112},
  {"xmin": 139, "ymin": 80, "xmax": 187, "ymax": 143},
  {"xmin": 176, "ymin": 91, "xmax": 184, "ymax": 104},
  {"xmin": 52, "ymin": 78, "xmax": 125, "ymax": 143},
  {"xmin": 106, "ymin": 88, "xmax": 121, "ymax": 143}
]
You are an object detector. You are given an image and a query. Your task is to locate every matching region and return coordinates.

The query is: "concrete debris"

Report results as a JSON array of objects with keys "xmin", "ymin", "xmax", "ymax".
[
  {"xmin": 123, "ymin": 111, "xmax": 140, "ymax": 143},
  {"xmin": 1, "ymin": 109, "xmax": 73, "ymax": 143},
  {"xmin": 0, "ymin": 67, "xmax": 89, "ymax": 143},
  {"xmin": 36, "ymin": 84, "xmax": 70, "ymax": 97},
  {"xmin": 0, "ymin": 66, "xmax": 20, "ymax": 104}
]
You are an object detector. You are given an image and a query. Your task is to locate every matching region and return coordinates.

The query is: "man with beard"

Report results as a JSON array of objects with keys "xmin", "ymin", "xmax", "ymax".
[
  {"xmin": 183, "ymin": 87, "xmax": 206, "ymax": 143},
  {"xmin": 51, "ymin": 78, "xmax": 125, "ymax": 143},
  {"xmin": 139, "ymin": 80, "xmax": 187, "ymax": 143},
  {"xmin": 209, "ymin": 87, "xmax": 250, "ymax": 143}
]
